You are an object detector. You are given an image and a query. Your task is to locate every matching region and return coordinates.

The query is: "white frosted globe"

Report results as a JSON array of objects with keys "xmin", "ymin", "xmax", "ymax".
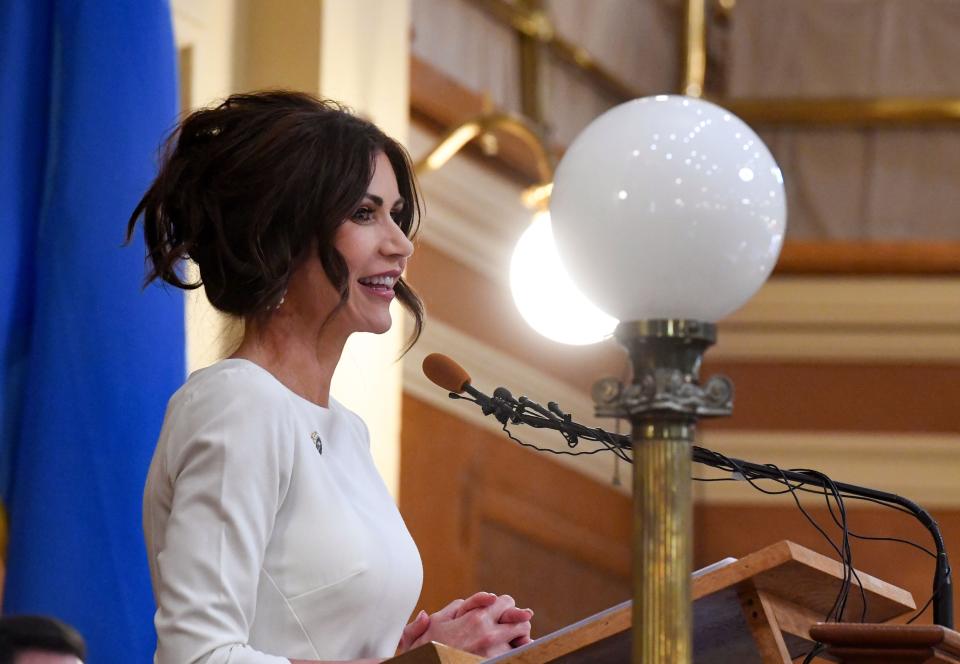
[
  {"xmin": 550, "ymin": 95, "xmax": 787, "ymax": 323},
  {"xmin": 510, "ymin": 211, "xmax": 618, "ymax": 345}
]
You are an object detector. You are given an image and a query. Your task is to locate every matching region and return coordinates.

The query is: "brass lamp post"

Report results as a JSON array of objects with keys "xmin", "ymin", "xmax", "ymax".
[
  {"xmin": 550, "ymin": 95, "xmax": 787, "ymax": 663},
  {"xmin": 593, "ymin": 320, "xmax": 733, "ymax": 661}
]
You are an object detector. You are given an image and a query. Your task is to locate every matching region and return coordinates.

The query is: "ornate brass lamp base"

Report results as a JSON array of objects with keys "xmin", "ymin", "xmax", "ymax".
[{"xmin": 592, "ymin": 320, "xmax": 733, "ymax": 664}]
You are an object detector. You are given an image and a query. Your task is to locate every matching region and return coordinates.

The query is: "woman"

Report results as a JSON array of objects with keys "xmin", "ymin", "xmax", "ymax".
[{"xmin": 129, "ymin": 91, "xmax": 533, "ymax": 663}]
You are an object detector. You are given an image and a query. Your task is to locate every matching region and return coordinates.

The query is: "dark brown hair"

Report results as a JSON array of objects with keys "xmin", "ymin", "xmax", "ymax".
[
  {"xmin": 0, "ymin": 615, "xmax": 86, "ymax": 663},
  {"xmin": 127, "ymin": 90, "xmax": 424, "ymax": 346}
]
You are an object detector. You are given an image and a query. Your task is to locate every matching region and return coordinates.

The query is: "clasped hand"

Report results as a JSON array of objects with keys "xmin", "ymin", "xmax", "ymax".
[{"xmin": 396, "ymin": 592, "xmax": 533, "ymax": 658}]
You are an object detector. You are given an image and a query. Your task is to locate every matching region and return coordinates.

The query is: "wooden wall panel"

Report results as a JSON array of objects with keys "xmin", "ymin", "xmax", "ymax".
[
  {"xmin": 701, "ymin": 360, "xmax": 960, "ymax": 433},
  {"xmin": 399, "ymin": 394, "xmax": 631, "ymax": 636},
  {"xmin": 476, "ymin": 521, "xmax": 630, "ymax": 635}
]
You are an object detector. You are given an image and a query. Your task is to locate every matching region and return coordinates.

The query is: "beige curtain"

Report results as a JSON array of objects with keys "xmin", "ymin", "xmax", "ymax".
[
  {"xmin": 543, "ymin": 0, "xmax": 682, "ymax": 145},
  {"xmin": 411, "ymin": 0, "xmax": 960, "ymax": 240},
  {"xmin": 411, "ymin": 0, "xmax": 522, "ymax": 113},
  {"xmin": 728, "ymin": 0, "xmax": 960, "ymax": 239},
  {"xmin": 411, "ymin": 0, "xmax": 684, "ymax": 146}
]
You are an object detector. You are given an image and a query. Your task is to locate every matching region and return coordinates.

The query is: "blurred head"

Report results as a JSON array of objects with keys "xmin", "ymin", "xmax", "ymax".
[
  {"xmin": 0, "ymin": 615, "xmax": 86, "ymax": 664},
  {"xmin": 127, "ymin": 90, "xmax": 424, "ymax": 346}
]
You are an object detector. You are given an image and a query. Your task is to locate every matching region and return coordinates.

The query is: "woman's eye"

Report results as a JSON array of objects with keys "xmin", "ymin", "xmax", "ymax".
[
  {"xmin": 390, "ymin": 208, "xmax": 404, "ymax": 224},
  {"xmin": 351, "ymin": 207, "xmax": 375, "ymax": 223}
]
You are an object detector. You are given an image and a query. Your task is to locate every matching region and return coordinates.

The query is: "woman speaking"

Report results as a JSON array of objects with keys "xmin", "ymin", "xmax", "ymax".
[{"xmin": 129, "ymin": 91, "xmax": 533, "ymax": 663}]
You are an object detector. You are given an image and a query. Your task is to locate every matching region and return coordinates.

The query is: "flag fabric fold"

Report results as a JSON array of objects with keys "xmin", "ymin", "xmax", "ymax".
[{"xmin": 1, "ymin": 1, "xmax": 184, "ymax": 661}]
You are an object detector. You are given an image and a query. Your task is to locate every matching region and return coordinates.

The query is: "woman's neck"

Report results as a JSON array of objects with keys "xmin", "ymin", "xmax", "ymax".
[{"xmin": 230, "ymin": 313, "xmax": 347, "ymax": 408}]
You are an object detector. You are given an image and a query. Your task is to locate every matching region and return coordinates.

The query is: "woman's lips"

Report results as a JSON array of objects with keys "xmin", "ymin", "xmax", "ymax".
[{"xmin": 359, "ymin": 282, "xmax": 395, "ymax": 300}]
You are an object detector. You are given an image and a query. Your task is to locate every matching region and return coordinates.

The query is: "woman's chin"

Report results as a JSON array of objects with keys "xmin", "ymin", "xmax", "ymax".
[{"xmin": 361, "ymin": 316, "xmax": 393, "ymax": 336}]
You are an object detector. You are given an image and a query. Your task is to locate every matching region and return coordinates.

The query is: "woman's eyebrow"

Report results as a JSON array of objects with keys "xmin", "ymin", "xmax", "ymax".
[{"xmin": 364, "ymin": 193, "xmax": 406, "ymax": 208}]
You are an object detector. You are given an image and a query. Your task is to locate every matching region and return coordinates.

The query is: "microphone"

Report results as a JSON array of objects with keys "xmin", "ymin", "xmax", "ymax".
[
  {"xmin": 422, "ymin": 353, "xmax": 472, "ymax": 394},
  {"xmin": 422, "ymin": 353, "xmax": 512, "ymax": 423},
  {"xmin": 421, "ymin": 354, "xmax": 599, "ymax": 440}
]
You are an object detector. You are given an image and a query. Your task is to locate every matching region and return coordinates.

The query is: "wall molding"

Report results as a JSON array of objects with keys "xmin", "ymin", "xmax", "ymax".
[
  {"xmin": 404, "ymin": 319, "xmax": 960, "ymax": 508},
  {"xmin": 715, "ymin": 277, "xmax": 960, "ymax": 362}
]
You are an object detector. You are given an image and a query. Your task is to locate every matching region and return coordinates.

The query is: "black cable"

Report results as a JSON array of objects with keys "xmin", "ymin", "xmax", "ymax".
[
  {"xmin": 837, "ymin": 492, "xmax": 931, "ymax": 520},
  {"xmin": 695, "ymin": 467, "xmax": 940, "ymax": 623},
  {"xmin": 711, "ymin": 452, "xmax": 948, "ymax": 624},
  {"xmin": 449, "ymin": 387, "xmax": 953, "ymax": 628},
  {"xmin": 907, "ymin": 592, "xmax": 936, "ymax": 624},
  {"xmin": 706, "ymin": 457, "xmax": 864, "ymax": 622},
  {"xmin": 767, "ymin": 465, "xmax": 853, "ymax": 623},
  {"xmin": 801, "ymin": 468, "xmax": 865, "ymax": 622},
  {"xmin": 500, "ymin": 423, "xmax": 624, "ymax": 459},
  {"xmin": 801, "ymin": 641, "xmax": 827, "ymax": 664},
  {"xmin": 694, "ymin": 475, "xmax": 937, "ymax": 558}
]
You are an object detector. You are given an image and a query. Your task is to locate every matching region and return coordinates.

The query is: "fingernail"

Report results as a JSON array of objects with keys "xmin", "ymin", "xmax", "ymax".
[{"xmin": 418, "ymin": 610, "xmax": 428, "ymax": 620}]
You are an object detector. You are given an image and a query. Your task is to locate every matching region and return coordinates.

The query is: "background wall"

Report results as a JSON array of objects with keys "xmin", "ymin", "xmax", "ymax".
[
  {"xmin": 403, "ymin": 78, "xmax": 960, "ymax": 632},
  {"xmin": 170, "ymin": 0, "xmax": 960, "ymax": 641}
]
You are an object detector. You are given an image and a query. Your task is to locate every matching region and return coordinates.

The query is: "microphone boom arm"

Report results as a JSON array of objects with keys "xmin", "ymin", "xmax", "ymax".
[{"xmin": 449, "ymin": 386, "xmax": 953, "ymax": 629}]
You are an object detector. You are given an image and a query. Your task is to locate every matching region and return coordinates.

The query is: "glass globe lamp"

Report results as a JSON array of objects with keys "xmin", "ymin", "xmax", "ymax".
[{"xmin": 550, "ymin": 95, "xmax": 786, "ymax": 323}]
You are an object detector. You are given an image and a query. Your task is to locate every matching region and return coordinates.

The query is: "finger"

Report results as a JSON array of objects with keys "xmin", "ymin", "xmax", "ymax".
[
  {"xmin": 453, "ymin": 591, "xmax": 498, "ymax": 618},
  {"xmin": 434, "ymin": 598, "xmax": 465, "ymax": 621},
  {"xmin": 410, "ymin": 630, "xmax": 433, "ymax": 651},
  {"xmin": 482, "ymin": 622, "xmax": 531, "ymax": 657},
  {"xmin": 510, "ymin": 634, "xmax": 533, "ymax": 648},
  {"xmin": 484, "ymin": 594, "xmax": 516, "ymax": 621},
  {"xmin": 498, "ymin": 607, "xmax": 534, "ymax": 624},
  {"xmin": 397, "ymin": 611, "xmax": 430, "ymax": 652},
  {"xmin": 501, "ymin": 620, "xmax": 532, "ymax": 646},
  {"xmin": 406, "ymin": 610, "xmax": 430, "ymax": 639}
]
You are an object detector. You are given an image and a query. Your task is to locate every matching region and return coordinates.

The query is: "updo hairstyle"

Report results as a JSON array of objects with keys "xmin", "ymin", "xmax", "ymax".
[{"xmin": 127, "ymin": 90, "xmax": 424, "ymax": 343}]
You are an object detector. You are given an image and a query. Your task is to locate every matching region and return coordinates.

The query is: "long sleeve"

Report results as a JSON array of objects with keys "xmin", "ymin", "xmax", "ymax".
[{"xmin": 147, "ymin": 371, "xmax": 294, "ymax": 664}]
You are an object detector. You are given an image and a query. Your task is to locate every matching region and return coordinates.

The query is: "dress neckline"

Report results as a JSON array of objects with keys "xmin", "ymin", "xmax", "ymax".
[{"xmin": 213, "ymin": 358, "xmax": 334, "ymax": 414}]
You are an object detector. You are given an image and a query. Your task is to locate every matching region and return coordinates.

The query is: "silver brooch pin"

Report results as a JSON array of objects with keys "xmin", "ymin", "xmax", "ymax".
[{"xmin": 311, "ymin": 431, "xmax": 323, "ymax": 455}]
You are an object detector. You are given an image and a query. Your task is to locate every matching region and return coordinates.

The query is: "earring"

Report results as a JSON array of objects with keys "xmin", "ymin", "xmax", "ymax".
[{"xmin": 273, "ymin": 289, "xmax": 287, "ymax": 310}]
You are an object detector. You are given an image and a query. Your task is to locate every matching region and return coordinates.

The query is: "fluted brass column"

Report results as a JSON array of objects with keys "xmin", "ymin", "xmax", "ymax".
[
  {"xmin": 593, "ymin": 320, "xmax": 733, "ymax": 664},
  {"xmin": 633, "ymin": 423, "xmax": 693, "ymax": 662}
]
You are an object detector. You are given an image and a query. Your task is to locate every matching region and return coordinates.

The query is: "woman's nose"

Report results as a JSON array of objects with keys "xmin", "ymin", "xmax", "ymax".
[{"xmin": 384, "ymin": 217, "xmax": 415, "ymax": 259}]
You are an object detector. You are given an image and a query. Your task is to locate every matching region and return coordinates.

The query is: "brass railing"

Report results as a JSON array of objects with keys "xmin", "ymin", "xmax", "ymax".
[
  {"xmin": 467, "ymin": 0, "xmax": 960, "ymax": 126},
  {"xmin": 413, "ymin": 111, "xmax": 555, "ymax": 208}
]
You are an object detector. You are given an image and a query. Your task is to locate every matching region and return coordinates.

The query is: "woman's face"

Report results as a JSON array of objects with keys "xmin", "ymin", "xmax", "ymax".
[{"xmin": 288, "ymin": 151, "xmax": 414, "ymax": 337}]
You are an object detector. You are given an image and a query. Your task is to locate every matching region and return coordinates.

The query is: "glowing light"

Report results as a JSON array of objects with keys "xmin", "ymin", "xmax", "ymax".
[{"xmin": 509, "ymin": 211, "xmax": 618, "ymax": 345}]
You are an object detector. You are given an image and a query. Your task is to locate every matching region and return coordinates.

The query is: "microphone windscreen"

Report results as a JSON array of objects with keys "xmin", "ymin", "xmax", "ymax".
[{"xmin": 422, "ymin": 353, "xmax": 471, "ymax": 393}]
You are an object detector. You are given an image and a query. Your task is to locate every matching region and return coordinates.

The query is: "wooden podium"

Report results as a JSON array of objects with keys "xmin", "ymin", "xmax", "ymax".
[
  {"xmin": 387, "ymin": 540, "xmax": 921, "ymax": 663},
  {"xmin": 810, "ymin": 623, "xmax": 960, "ymax": 663}
]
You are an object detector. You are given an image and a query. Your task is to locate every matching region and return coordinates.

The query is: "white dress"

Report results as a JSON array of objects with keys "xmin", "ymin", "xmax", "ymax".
[{"xmin": 144, "ymin": 359, "xmax": 423, "ymax": 663}]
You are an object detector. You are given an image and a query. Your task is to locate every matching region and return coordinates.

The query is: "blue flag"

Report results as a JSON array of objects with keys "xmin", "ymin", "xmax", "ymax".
[{"xmin": 0, "ymin": 1, "xmax": 184, "ymax": 661}]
